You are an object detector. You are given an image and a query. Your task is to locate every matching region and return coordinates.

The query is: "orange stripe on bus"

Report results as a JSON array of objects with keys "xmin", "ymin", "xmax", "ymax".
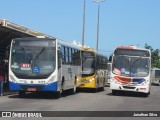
[{"xmin": 114, "ymin": 76, "xmax": 132, "ymax": 84}]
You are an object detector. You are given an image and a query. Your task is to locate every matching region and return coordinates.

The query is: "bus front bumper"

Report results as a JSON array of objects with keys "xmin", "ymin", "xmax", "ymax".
[
  {"xmin": 110, "ymin": 83, "xmax": 150, "ymax": 93},
  {"xmin": 9, "ymin": 81, "xmax": 58, "ymax": 92}
]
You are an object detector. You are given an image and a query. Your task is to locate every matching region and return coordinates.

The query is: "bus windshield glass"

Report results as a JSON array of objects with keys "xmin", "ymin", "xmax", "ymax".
[
  {"xmin": 155, "ymin": 70, "xmax": 160, "ymax": 78},
  {"xmin": 82, "ymin": 51, "xmax": 95, "ymax": 77},
  {"xmin": 11, "ymin": 39, "xmax": 56, "ymax": 79},
  {"xmin": 113, "ymin": 55, "xmax": 149, "ymax": 77},
  {"xmin": 114, "ymin": 49, "xmax": 150, "ymax": 57}
]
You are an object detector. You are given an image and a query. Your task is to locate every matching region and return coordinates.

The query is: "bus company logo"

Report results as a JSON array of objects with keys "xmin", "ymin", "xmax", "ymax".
[
  {"xmin": 2, "ymin": 112, "xmax": 11, "ymax": 117},
  {"xmin": 1, "ymin": 112, "xmax": 43, "ymax": 118}
]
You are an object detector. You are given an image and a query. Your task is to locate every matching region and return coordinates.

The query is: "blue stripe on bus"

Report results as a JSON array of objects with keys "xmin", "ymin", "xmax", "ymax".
[
  {"xmin": 132, "ymin": 78, "xmax": 145, "ymax": 84},
  {"xmin": 9, "ymin": 81, "xmax": 58, "ymax": 91}
]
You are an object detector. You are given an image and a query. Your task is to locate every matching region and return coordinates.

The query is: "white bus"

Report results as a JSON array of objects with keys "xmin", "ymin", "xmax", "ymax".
[
  {"xmin": 9, "ymin": 37, "xmax": 82, "ymax": 97},
  {"xmin": 110, "ymin": 46, "xmax": 151, "ymax": 97},
  {"xmin": 151, "ymin": 67, "xmax": 160, "ymax": 85}
]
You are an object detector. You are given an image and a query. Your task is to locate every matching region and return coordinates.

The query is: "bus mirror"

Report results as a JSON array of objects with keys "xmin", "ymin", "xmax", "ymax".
[
  {"xmin": 58, "ymin": 46, "xmax": 61, "ymax": 51},
  {"xmin": 58, "ymin": 50, "xmax": 62, "ymax": 58}
]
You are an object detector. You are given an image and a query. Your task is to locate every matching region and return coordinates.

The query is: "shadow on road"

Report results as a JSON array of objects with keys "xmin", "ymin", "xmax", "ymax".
[
  {"xmin": 8, "ymin": 89, "xmax": 79, "ymax": 99},
  {"xmin": 107, "ymin": 91, "xmax": 149, "ymax": 98},
  {"xmin": 77, "ymin": 87, "xmax": 105, "ymax": 93}
]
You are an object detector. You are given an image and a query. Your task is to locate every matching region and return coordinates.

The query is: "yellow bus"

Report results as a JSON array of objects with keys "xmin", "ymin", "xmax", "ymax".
[{"xmin": 78, "ymin": 47, "xmax": 108, "ymax": 92}]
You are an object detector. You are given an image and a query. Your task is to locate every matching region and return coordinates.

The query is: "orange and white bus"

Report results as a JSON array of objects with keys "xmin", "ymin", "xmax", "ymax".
[{"xmin": 110, "ymin": 46, "xmax": 151, "ymax": 97}]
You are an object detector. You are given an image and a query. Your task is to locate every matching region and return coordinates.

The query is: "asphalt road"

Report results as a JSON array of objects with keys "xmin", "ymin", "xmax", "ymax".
[{"xmin": 0, "ymin": 85, "xmax": 160, "ymax": 120}]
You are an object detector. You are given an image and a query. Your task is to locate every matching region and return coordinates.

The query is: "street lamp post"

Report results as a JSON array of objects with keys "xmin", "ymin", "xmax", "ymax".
[
  {"xmin": 82, "ymin": 0, "xmax": 86, "ymax": 47},
  {"xmin": 92, "ymin": 0, "xmax": 105, "ymax": 51}
]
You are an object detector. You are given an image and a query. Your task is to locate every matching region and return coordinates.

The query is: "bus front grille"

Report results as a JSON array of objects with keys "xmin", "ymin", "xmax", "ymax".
[
  {"xmin": 20, "ymin": 85, "xmax": 44, "ymax": 91},
  {"xmin": 123, "ymin": 86, "xmax": 136, "ymax": 89}
]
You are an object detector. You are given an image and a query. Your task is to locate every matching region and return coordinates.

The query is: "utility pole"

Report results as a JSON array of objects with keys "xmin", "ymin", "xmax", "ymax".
[
  {"xmin": 92, "ymin": 0, "xmax": 105, "ymax": 51},
  {"xmin": 82, "ymin": 0, "xmax": 86, "ymax": 47}
]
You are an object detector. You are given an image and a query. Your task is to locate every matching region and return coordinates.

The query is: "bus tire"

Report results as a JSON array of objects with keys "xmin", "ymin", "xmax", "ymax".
[
  {"xmin": 101, "ymin": 86, "xmax": 105, "ymax": 91},
  {"xmin": 18, "ymin": 91, "xmax": 26, "ymax": 97},
  {"xmin": 143, "ymin": 93, "xmax": 149, "ymax": 97},
  {"xmin": 94, "ymin": 80, "xmax": 99, "ymax": 92},
  {"xmin": 102, "ymin": 78, "xmax": 105, "ymax": 91},
  {"xmin": 56, "ymin": 91, "xmax": 61, "ymax": 98},
  {"xmin": 56, "ymin": 78, "xmax": 65, "ymax": 98},
  {"xmin": 112, "ymin": 90, "xmax": 118, "ymax": 95},
  {"xmin": 72, "ymin": 79, "xmax": 77, "ymax": 94}
]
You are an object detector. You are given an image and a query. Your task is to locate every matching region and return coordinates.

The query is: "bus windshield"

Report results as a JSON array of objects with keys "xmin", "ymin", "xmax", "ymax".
[
  {"xmin": 113, "ymin": 56, "xmax": 149, "ymax": 77},
  {"xmin": 155, "ymin": 70, "xmax": 160, "ymax": 78},
  {"xmin": 11, "ymin": 40, "xmax": 56, "ymax": 79},
  {"xmin": 82, "ymin": 51, "xmax": 95, "ymax": 77}
]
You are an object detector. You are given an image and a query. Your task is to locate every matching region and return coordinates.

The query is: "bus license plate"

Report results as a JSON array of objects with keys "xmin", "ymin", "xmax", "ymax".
[{"xmin": 28, "ymin": 88, "xmax": 36, "ymax": 91}]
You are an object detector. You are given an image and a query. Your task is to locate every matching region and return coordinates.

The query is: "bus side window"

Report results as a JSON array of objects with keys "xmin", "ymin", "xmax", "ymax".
[
  {"xmin": 72, "ymin": 49, "xmax": 76, "ymax": 65},
  {"xmin": 61, "ymin": 46, "xmax": 65, "ymax": 64},
  {"xmin": 58, "ymin": 50, "xmax": 62, "ymax": 69},
  {"xmin": 70, "ymin": 48, "xmax": 73, "ymax": 64},
  {"xmin": 73, "ymin": 49, "xmax": 80, "ymax": 66},
  {"xmin": 77, "ymin": 50, "xmax": 81, "ymax": 66},
  {"xmin": 68, "ymin": 48, "xmax": 72, "ymax": 65},
  {"xmin": 97, "ymin": 56, "xmax": 101, "ymax": 69},
  {"xmin": 65, "ymin": 47, "xmax": 69, "ymax": 64}
]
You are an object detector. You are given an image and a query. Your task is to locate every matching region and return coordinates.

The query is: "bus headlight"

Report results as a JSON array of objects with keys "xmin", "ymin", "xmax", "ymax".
[
  {"xmin": 10, "ymin": 75, "xmax": 17, "ymax": 83},
  {"xmin": 47, "ymin": 76, "xmax": 56, "ymax": 84},
  {"xmin": 89, "ymin": 78, "xmax": 95, "ymax": 82},
  {"xmin": 143, "ymin": 79, "xmax": 149, "ymax": 84}
]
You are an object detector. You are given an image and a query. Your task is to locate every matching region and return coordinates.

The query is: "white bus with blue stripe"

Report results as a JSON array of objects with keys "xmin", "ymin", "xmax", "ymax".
[{"xmin": 9, "ymin": 37, "xmax": 81, "ymax": 97}]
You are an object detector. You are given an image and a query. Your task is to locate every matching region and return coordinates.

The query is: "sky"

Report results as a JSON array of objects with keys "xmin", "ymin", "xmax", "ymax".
[{"xmin": 0, "ymin": 0, "xmax": 160, "ymax": 57}]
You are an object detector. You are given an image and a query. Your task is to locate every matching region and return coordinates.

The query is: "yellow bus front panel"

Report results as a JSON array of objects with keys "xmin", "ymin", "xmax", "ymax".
[{"xmin": 78, "ymin": 74, "xmax": 97, "ymax": 88}]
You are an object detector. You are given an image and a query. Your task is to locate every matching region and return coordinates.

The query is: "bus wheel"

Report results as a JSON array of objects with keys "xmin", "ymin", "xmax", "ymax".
[
  {"xmin": 101, "ymin": 86, "xmax": 105, "ymax": 91},
  {"xmin": 143, "ymin": 93, "xmax": 149, "ymax": 97},
  {"xmin": 102, "ymin": 79, "xmax": 105, "ymax": 91},
  {"xmin": 94, "ymin": 80, "xmax": 99, "ymax": 92},
  {"xmin": 56, "ymin": 91, "xmax": 61, "ymax": 98},
  {"xmin": 72, "ymin": 80, "xmax": 77, "ymax": 94},
  {"xmin": 56, "ymin": 79, "xmax": 64, "ymax": 98},
  {"xmin": 19, "ymin": 91, "xmax": 26, "ymax": 97},
  {"xmin": 56, "ymin": 87, "xmax": 63, "ymax": 98},
  {"xmin": 112, "ymin": 90, "xmax": 118, "ymax": 95}
]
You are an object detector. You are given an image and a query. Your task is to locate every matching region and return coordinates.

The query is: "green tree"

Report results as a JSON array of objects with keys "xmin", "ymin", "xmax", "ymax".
[
  {"xmin": 152, "ymin": 49, "xmax": 160, "ymax": 68},
  {"xmin": 145, "ymin": 43, "xmax": 160, "ymax": 68},
  {"xmin": 144, "ymin": 43, "xmax": 153, "ymax": 52}
]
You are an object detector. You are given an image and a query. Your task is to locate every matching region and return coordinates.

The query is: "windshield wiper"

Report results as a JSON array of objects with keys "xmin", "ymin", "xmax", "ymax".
[
  {"xmin": 129, "ymin": 57, "xmax": 142, "ymax": 77},
  {"xmin": 131, "ymin": 57, "xmax": 142, "ymax": 66},
  {"xmin": 34, "ymin": 47, "xmax": 46, "ymax": 61},
  {"xmin": 21, "ymin": 47, "xmax": 32, "ymax": 61}
]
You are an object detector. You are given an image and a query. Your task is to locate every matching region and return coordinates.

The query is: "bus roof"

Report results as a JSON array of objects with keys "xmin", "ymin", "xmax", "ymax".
[
  {"xmin": 81, "ymin": 47, "xmax": 95, "ymax": 52},
  {"xmin": 116, "ymin": 46, "xmax": 137, "ymax": 49},
  {"xmin": 57, "ymin": 39, "xmax": 81, "ymax": 50},
  {"xmin": 12, "ymin": 37, "xmax": 81, "ymax": 50},
  {"xmin": 116, "ymin": 46, "xmax": 150, "ymax": 51}
]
